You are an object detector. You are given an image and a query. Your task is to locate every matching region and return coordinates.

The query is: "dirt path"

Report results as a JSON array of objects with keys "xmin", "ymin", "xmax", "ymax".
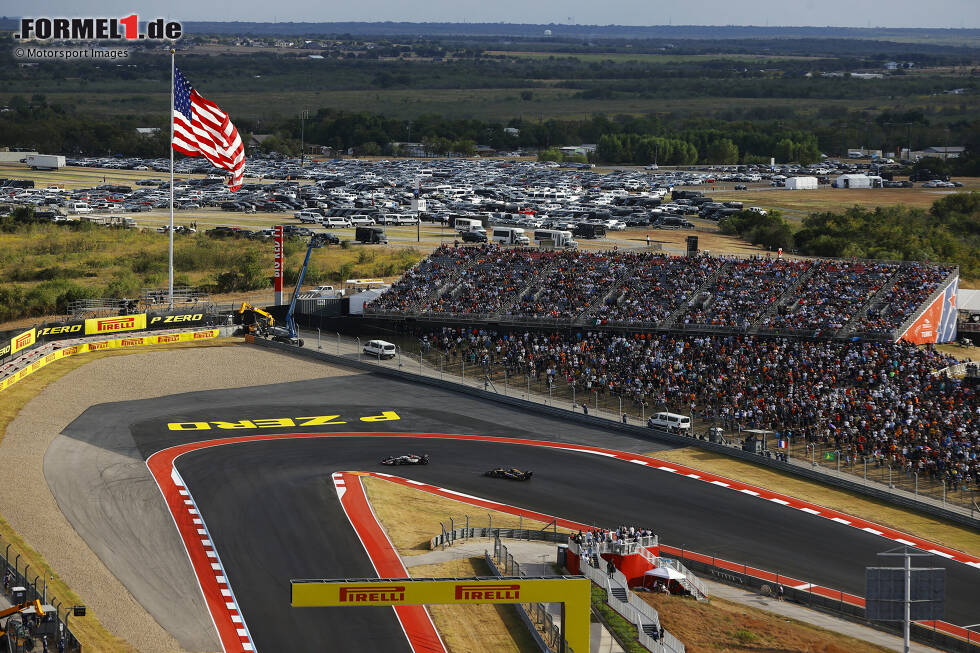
[{"xmin": 0, "ymin": 345, "xmax": 359, "ymax": 653}]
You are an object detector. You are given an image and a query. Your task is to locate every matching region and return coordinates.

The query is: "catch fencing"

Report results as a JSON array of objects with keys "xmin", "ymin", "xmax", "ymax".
[
  {"xmin": 1, "ymin": 538, "xmax": 81, "ymax": 652},
  {"xmin": 285, "ymin": 328, "xmax": 980, "ymax": 527}
]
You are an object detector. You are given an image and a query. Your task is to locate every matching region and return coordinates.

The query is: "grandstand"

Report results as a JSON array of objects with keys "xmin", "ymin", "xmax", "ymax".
[{"xmin": 365, "ymin": 245, "xmax": 960, "ymax": 344}]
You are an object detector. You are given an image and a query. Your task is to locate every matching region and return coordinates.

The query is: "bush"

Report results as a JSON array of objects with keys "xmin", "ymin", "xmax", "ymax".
[{"xmin": 719, "ymin": 210, "xmax": 795, "ymax": 251}]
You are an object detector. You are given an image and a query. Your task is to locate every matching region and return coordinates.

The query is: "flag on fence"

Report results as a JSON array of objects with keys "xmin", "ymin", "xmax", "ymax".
[
  {"xmin": 777, "ymin": 439, "xmax": 788, "ymax": 450},
  {"xmin": 825, "ymin": 451, "xmax": 836, "ymax": 460},
  {"xmin": 172, "ymin": 66, "xmax": 245, "ymax": 191}
]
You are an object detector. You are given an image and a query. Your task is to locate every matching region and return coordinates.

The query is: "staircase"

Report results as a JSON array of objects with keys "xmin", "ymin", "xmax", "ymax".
[
  {"xmin": 663, "ymin": 260, "xmax": 732, "ymax": 327},
  {"xmin": 495, "ymin": 260, "xmax": 558, "ymax": 318},
  {"xmin": 749, "ymin": 264, "xmax": 818, "ymax": 332},
  {"xmin": 609, "ymin": 586, "xmax": 629, "ymax": 603},
  {"xmin": 640, "ymin": 547, "xmax": 709, "ymax": 601},
  {"xmin": 836, "ymin": 268, "xmax": 902, "ymax": 338}
]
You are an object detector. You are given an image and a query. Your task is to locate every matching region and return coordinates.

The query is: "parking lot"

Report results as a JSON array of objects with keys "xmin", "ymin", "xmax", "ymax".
[{"xmin": 3, "ymin": 155, "xmax": 970, "ymax": 256}]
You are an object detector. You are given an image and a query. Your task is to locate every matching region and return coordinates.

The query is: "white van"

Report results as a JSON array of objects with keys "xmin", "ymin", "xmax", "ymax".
[
  {"xmin": 491, "ymin": 227, "xmax": 530, "ymax": 246},
  {"xmin": 349, "ymin": 214, "xmax": 376, "ymax": 226},
  {"xmin": 533, "ymin": 229, "xmax": 577, "ymax": 248},
  {"xmin": 323, "ymin": 217, "xmax": 351, "ymax": 228},
  {"xmin": 67, "ymin": 201, "xmax": 93, "ymax": 215},
  {"xmin": 363, "ymin": 339, "xmax": 397, "ymax": 359},
  {"xmin": 648, "ymin": 412, "xmax": 692, "ymax": 432}
]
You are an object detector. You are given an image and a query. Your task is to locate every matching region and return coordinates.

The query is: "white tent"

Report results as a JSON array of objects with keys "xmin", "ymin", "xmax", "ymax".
[
  {"xmin": 785, "ymin": 176, "xmax": 818, "ymax": 190},
  {"xmin": 644, "ymin": 567, "xmax": 686, "ymax": 581}
]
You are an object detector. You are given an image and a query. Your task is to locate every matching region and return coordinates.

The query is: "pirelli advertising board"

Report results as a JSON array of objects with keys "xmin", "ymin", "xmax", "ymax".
[
  {"xmin": 1, "ymin": 327, "xmax": 36, "ymax": 360},
  {"xmin": 0, "ymin": 329, "xmax": 220, "ymax": 393},
  {"xmin": 290, "ymin": 577, "xmax": 590, "ymax": 652},
  {"xmin": 84, "ymin": 313, "xmax": 147, "ymax": 335}
]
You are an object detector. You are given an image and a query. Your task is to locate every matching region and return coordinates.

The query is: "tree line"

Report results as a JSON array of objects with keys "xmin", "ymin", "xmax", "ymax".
[{"xmin": 720, "ymin": 192, "xmax": 980, "ymax": 279}]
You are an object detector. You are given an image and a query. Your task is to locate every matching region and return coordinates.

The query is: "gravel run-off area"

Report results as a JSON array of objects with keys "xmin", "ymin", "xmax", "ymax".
[{"xmin": 0, "ymin": 344, "xmax": 360, "ymax": 653}]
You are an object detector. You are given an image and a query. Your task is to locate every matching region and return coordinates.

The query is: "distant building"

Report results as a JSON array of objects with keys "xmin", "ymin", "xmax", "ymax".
[
  {"xmin": 503, "ymin": 127, "xmax": 520, "ymax": 137},
  {"xmin": 901, "ymin": 146, "xmax": 965, "ymax": 161},
  {"xmin": 248, "ymin": 134, "xmax": 274, "ymax": 149},
  {"xmin": 135, "ymin": 127, "xmax": 160, "ymax": 137}
]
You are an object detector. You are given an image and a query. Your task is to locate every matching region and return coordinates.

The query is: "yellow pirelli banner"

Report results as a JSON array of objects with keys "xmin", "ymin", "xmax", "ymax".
[
  {"xmin": 10, "ymin": 327, "xmax": 37, "ymax": 355},
  {"xmin": 84, "ymin": 313, "xmax": 147, "ymax": 336},
  {"xmin": 291, "ymin": 577, "xmax": 590, "ymax": 653},
  {"xmin": 0, "ymin": 329, "xmax": 220, "ymax": 393}
]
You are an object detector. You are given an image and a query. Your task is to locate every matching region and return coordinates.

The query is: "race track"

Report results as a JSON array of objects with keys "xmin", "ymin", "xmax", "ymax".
[{"xmin": 55, "ymin": 372, "xmax": 980, "ymax": 652}]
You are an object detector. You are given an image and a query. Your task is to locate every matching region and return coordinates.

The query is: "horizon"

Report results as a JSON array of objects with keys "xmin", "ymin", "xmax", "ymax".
[{"xmin": 1, "ymin": 1, "xmax": 978, "ymax": 30}]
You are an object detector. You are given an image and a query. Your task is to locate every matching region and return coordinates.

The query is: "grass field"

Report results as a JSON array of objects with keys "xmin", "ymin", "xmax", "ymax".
[
  {"xmin": 639, "ymin": 591, "xmax": 892, "ymax": 653},
  {"xmin": 648, "ymin": 448, "xmax": 980, "ymax": 559},
  {"xmin": 723, "ymin": 182, "xmax": 980, "ymax": 221},
  {"xmin": 10, "ymin": 85, "xmax": 972, "ymax": 122},
  {"xmin": 486, "ymin": 50, "xmax": 826, "ymax": 63},
  {"xmin": 361, "ymin": 475, "xmax": 571, "ymax": 556},
  {"xmin": 0, "ymin": 338, "xmax": 243, "ymax": 653}
]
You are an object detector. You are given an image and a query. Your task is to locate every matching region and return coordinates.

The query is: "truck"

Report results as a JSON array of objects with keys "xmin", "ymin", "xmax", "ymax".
[
  {"xmin": 355, "ymin": 226, "xmax": 388, "ymax": 244},
  {"xmin": 573, "ymin": 223, "xmax": 606, "ymax": 239},
  {"xmin": 24, "ymin": 154, "xmax": 66, "ymax": 170},
  {"xmin": 491, "ymin": 226, "xmax": 530, "ymax": 246}
]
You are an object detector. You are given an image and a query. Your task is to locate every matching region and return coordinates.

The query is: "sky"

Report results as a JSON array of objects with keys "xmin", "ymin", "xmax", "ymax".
[{"xmin": 1, "ymin": 0, "xmax": 978, "ymax": 29}]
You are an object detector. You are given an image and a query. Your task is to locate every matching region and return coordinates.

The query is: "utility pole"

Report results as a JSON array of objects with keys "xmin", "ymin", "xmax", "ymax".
[{"xmin": 299, "ymin": 108, "xmax": 310, "ymax": 166}]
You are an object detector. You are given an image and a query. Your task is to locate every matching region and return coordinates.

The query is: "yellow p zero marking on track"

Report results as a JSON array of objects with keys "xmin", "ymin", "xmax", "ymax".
[
  {"xmin": 360, "ymin": 411, "xmax": 400, "ymax": 422},
  {"xmin": 296, "ymin": 415, "xmax": 347, "ymax": 426}
]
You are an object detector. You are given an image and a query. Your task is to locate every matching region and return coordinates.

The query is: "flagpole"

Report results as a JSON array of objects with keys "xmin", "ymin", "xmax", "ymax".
[{"xmin": 168, "ymin": 47, "xmax": 175, "ymax": 311}]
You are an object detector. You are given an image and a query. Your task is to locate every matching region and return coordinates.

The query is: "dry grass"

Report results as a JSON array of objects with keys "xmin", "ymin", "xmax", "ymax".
[
  {"xmin": 934, "ymin": 343, "xmax": 977, "ymax": 362},
  {"xmin": 0, "ymin": 338, "xmax": 241, "ymax": 653},
  {"xmin": 649, "ymin": 448, "xmax": 980, "ymax": 558},
  {"xmin": 639, "ymin": 592, "xmax": 892, "ymax": 653},
  {"xmin": 361, "ymin": 476, "xmax": 571, "ymax": 556},
  {"xmin": 725, "ymin": 180, "xmax": 980, "ymax": 220},
  {"xmin": 408, "ymin": 557, "xmax": 539, "ymax": 653}
]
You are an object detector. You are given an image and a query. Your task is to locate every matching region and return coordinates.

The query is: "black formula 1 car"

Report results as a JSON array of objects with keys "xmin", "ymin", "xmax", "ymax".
[
  {"xmin": 485, "ymin": 467, "xmax": 533, "ymax": 481},
  {"xmin": 380, "ymin": 454, "xmax": 429, "ymax": 466}
]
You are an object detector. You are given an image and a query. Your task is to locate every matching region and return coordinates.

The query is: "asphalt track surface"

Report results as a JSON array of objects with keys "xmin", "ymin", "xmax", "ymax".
[{"xmin": 62, "ymin": 373, "xmax": 980, "ymax": 652}]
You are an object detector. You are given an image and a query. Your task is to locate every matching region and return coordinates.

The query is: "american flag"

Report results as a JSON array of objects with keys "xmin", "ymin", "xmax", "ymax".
[{"xmin": 172, "ymin": 66, "xmax": 244, "ymax": 191}]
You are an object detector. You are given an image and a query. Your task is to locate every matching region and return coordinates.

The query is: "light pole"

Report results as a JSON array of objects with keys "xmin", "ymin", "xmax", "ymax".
[{"xmin": 299, "ymin": 108, "xmax": 310, "ymax": 166}]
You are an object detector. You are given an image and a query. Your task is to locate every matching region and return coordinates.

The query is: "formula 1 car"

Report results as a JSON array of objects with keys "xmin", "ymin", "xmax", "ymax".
[
  {"xmin": 485, "ymin": 467, "xmax": 533, "ymax": 481},
  {"xmin": 380, "ymin": 454, "xmax": 429, "ymax": 466}
]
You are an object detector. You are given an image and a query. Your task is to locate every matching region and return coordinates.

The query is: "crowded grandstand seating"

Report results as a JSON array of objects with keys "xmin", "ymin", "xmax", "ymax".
[
  {"xmin": 366, "ymin": 246, "xmax": 954, "ymax": 338},
  {"xmin": 506, "ymin": 250, "xmax": 630, "ymax": 320},
  {"xmin": 679, "ymin": 257, "xmax": 811, "ymax": 329},
  {"xmin": 760, "ymin": 261, "xmax": 898, "ymax": 334},
  {"xmin": 854, "ymin": 263, "xmax": 957, "ymax": 335},
  {"xmin": 594, "ymin": 254, "xmax": 724, "ymax": 326},
  {"xmin": 429, "ymin": 328, "xmax": 978, "ymax": 491},
  {"xmin": 420, "ymin": 247, "xmax": 544, "ymax": 316}
]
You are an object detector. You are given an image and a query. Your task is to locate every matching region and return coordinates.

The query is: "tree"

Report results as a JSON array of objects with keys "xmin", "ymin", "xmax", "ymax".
[{"xmin": 706, "ymin": 139, "xmax": 739, "ymax": 164}]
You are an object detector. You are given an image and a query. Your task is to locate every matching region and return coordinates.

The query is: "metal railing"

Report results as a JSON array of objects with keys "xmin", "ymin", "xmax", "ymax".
[
  {"xmin": 1, "ymin": 539, "xmax": 82, "ymax": 652},
  {"xmin": 578, "ymin": 554, "xmax": 685, "ymax": 653},
  {"xmin": 488, "ymin": 537, "xmax": 569, "ymax": 653}
]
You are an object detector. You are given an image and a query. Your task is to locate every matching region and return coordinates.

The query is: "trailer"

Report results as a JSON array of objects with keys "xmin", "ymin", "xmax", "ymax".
[{"xmin": 24, "ymin": 154, "xmax": 66, "ymax": 170}]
